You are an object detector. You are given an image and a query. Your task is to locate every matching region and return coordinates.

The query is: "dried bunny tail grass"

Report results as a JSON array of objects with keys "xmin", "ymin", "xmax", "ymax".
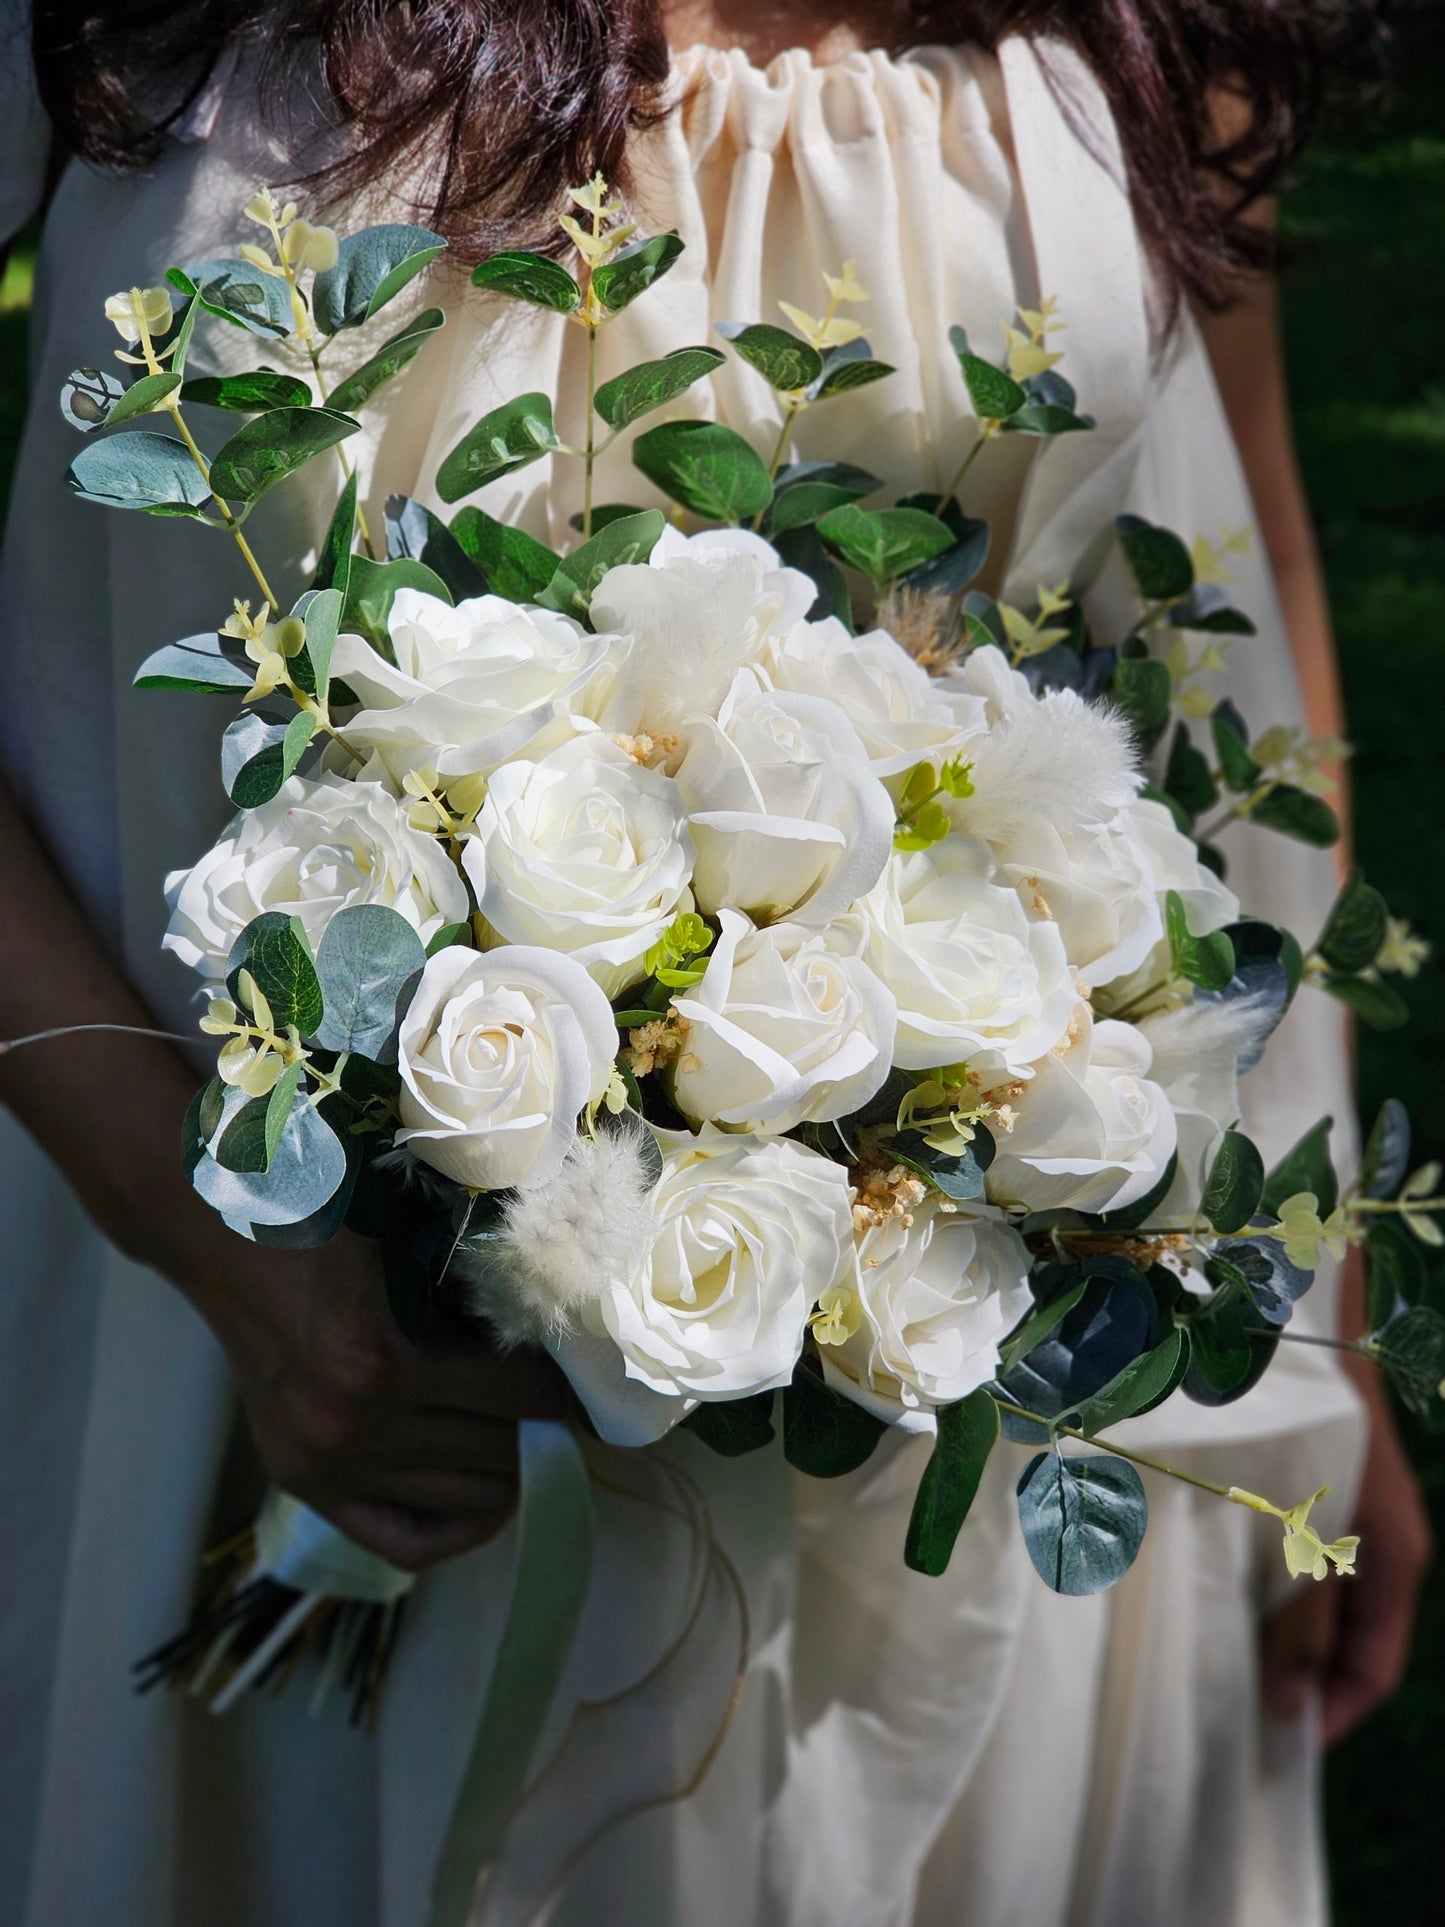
[
  {"xmin": 878, "ymin": 585, "xmax": 965, "ymax": 676},
  {"xmin": 1139, "ymin": 989, "xmax": 1281, "ymax": 1083},
  {"xmin": 456, "ymin": 1125, "xmax": 657, "ymax": 1347},
  {"xmin": 962, "ymin": 686, "xmax": 1140, "ymax": 841}
]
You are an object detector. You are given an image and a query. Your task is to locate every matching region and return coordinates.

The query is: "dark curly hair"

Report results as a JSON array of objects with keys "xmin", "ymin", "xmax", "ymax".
[{"xmin": 32, "ymin": 1, "xmax": 1389, "ymax": 309}]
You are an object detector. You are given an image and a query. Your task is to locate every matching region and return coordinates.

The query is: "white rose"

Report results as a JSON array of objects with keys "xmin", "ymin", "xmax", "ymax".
[
  {"xmin": 984, "ymin": 1013, "xmax": 1179, "ymax": 1215},
  {"xmin": 461, "ymin": 733, "xmax": 695, "ymax": 998},
  {"xmin": 164, "ymin": 773, "xmax": 469, "ymax": 982},
  {"xmin": 673, "ymin": 672, "xmax": 895, "ymax": 926},
  {"xmin": 763, "ymin": 617, "xmax": 988, "ymax": 781},
  {"xmin": 572, "ymin": 1130, "xmax": 853, "ymax": 1422},
  {"xmin": 586, "ymin": 526, "xmax": 817, "ymax": 739},
  {"xmin": 396, "ymin": 944, "xmax": 617, "ymax": 1191},
  {"xmin": 329, "ymin": 588, "xmax": 611, "ymax": 786},
  {"xmin": 1091, "ymin": 798, "xmax": 1241, "ymax": 1013},
  {"xmin": 826, "ymin": 839, "xmax": 1077, "ymax": 1076},
  {"xmin": 670, "ymin": 910, "xmax": 897, "ymax": 1131},
  {"xmin": 820, "ymin": 1202, "xmax": 1034, "ymax": 1430},
  {"xmin": 988, "ymin": 816, "xmax": 1163, "ymax": 991}
]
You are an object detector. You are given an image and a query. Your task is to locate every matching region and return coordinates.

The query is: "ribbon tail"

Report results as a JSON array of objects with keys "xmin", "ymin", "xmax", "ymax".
[{"xmin": 429, "ymin": 1417, "xmax": 596, "ymax": 1927}]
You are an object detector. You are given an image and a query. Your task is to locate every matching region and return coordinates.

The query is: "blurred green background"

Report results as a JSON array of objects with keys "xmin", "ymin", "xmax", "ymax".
[{"xmin": 1, "ymin": 13, "xmax": 1441, "ymax": 1918}]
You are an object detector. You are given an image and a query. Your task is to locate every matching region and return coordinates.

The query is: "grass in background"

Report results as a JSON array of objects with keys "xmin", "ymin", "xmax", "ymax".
[
  {"xmin": 0, "ymin": 23, "xmax": 1440, "ymax": 1917},
  {"xmin": 1284, "ymin": 18, "xmax": 1445, "ymax": 1923}
]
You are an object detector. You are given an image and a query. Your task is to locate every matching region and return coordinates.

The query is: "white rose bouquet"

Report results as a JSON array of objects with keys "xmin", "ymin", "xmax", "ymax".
[{"xmin": 40, "ymin": 180, "xmax": 1445, "ymax": 1808}]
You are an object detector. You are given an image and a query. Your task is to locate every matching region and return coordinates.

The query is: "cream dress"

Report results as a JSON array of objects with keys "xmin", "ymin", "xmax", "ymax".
[{"xmin": 0, "ymin": 21, "xmax": 1366, "ymax": 1927}]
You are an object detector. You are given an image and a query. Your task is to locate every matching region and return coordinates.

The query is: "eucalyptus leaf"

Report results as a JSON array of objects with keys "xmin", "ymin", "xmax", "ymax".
[
  {"xmin": 817, "ymin": 503, "xmax": 954, "ymax": 583},
  {"xmin": 1209, "ymin": 700, "xmax": 1260, "ymax": 792},
  {"xmin": 384, "ymin": 494, "xmax": 489, "ymax": 602},
  {"xmin": 1261, "ymin": 1115, "xmax": 1338, "ymax": 1218},
  {"xmin": 425, "ymin": 922, "xmax": 470, "ymax": 957},
  {"xmin": 313, "ymin": 471, "xmax": 358, "ymax": 598},
  {"xmin": 1164, "ymin": 722, "xmax": 1218, "ymax": 817},
  {"xmin": 773, "ymin": 525, "xmax": 853, "ymax": 627},
  {"xmin": 594, "ymin": 346, "xmax": 724, "ymax": 430},
  {"xmin": 326, "ymin": 308, "xmax": 446, "ymax": 415},
  {"xmin": 805, "ymin": 339, "xmax": 895, "ymax": 401},
  {"xmin": 632, "ymin": 419, "xmax": 772, "ymax": 523},
  {"xmin": 592, "ymin": 232, "xmax": 684, "ymax": 313},
  {"xmin": 1361, "ymin": 1098, "xmax": 1412, "ymax": 1201},
  {"xmin": 1183, "ymin": 1292, "xmax": 1269, "ymax": 1404},
  {"xmin": 770, "ymin": 482, "xmax": 863, "ymax": 535},
  {"xmin": 903, "ymin": 1389, "xmax": 1000, "ymax": 1576},
  {"xmin": 1072, "ymin": 1328, "xmax": 1190, "ymax": 1434},
  {"xmin": 449, "ymin": 505, "xmax": 559, "ymax": 602},
  {"xmin": 998, "ymin": 1261, "xmax": 1159, "ymax": 1424},
  {"xmin": 222, "ymin": 708, "xmax": 317, "ymax": 808},
  {"xmin": 536, "ymin": 509, "xmax": 666, "ymax": 617},
  {"xmin": 998, "ymin": 402, "xmax": 1094, "ymax": 436},
  {"xmin": 716, "ymin": 322, "xmax": 822, "ymax": 393},
  {"xmin": 312, "ymin": 223, "xmax": 446, "ymax": 332},
  {"xmin": 264, "ymin": 1060, "xmax": 306, "ymax": 1166},
  {"xmin": 193, "ymin": 1088, "xmax": 347, "ymax": 1227},
  {"xmin": 313, "ymin": 905, "xmax": 427, "ymax": 1063},
  {"xmin": 133, "ymin": 631, "xmax": 255, "ymax": 694},
  {"xmin": 470, "ymin": 252, "xmax": 581, "ymax": 312},
  {"xmin": 1016, "ymin": 1451, "xmax": 1148, "ymax": 1595},
  {"xmin": 436, "ymin": 392, "xmax": 559, "ymax": 503},
  {"xmin": 948, "ymin": 328, "xmax": 1025, "ymax": 420},
  {"xmin": 1374, "ymin": 1306, "xmax": 1445, "ymax": 1421},
  {"xmin": 783, "ymin": 1363, "xmax": 887, "ymax": 1477},
  {"xmin": 291, "ymin": 586, "xmax": 343, "ymax": 705},
  {"xmin": 170, "ymin": 258, "xmax": 291, "ymax": 338},
  {"xmin": 1250, "ymin": 783, "xmax": 1341, "ymax": 848},
  {"xmin": 1165, "ymin": 890, "xmax": 1236, "ymax": 991},
  {"xmin": 215, "ymin": 1095, "xmax": 273, "ymax": 1174},
  {"xmin": 1201, "ymin": 1127, "xmax": 1265, "ymax": 1233},
  {"xmin": 209, "ymin": 407, "xmax": 359, "ymax": 504},
  {"xmin": 225, "ymin": 912, "xmax": 325, "ymax": 1037},
  {"xmin": 1116, "ymin": 513, "xmax": 1195, "ymax": 601},
  {"xmin": 1214, "ymin": 1231, "xmax": 1314, "ymax": 1327},
  {"xmin": 180, "ymin": 370, "xmax": 313, "ymax": 412},
  {"xmin": 1323, "ymin": 972, "xmax": 1409, "ymax": 1031},
  {"xmin": 68, "ymin": 432, "xmax": 212, "ymax": 516},
  {"xmin": 1112, "ymin": 654, "xmax": 1172, "ymax": 753},
  {"xmin": 682, "ymin": 1392, "xmax": 776, "ymax": 1457},
  {"xmin": 341, "ymin": 554, "xmax": 454, "ymax": 653},
  {"xmin": 106, "ymin": 370, "xmax": 182, "ymax": 425},
  {"xmin": 1366, "ymin": 1218, "xmax": 1426, "ymax": 1327},
  {"xmin": 1167, "ymin": 583, "xmax": 1257, "ymax": 636},
  {"xmin": 1316, "ymin": 867, "xmax": 1389, "ymax": 973}
]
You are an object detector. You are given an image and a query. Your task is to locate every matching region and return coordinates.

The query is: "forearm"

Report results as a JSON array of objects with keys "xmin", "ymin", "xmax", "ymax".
[{"xmin": 0, "ymin": 772, "xmax": 219, "ymax": 1291}]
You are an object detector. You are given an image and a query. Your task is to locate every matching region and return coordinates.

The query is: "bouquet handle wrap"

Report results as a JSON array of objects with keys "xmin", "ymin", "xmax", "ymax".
[{"xmin": 429, "ymin": 1417, "xmax": 596, "ymax": 1927}]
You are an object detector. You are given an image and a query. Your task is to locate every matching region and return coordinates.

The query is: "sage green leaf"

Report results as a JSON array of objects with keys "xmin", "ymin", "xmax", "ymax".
[
  {"xmin": 341, "ymin": 554, "xmax": 454, "ymax": 654},
  {"xmin": 221, "ymin": 708, "xmax": 317, "ymax": 808},
  {"xmin": 1112, "ymin": 655, "xmax": 1172, "ymax": 752},
  {"xmin": 133, "ymin": 631, "xmax": 255, "ymax": 693},
  {"xmin": 681, "ymin": 1393, "xmax": 776, "ymax": 1458},
  {"xmin": 1250, "ymin": 783, "xmax": 1341, "ymax": 848},
  {"xmin": 1164, "ymin": 721, "xmax": 1218, "ymax": 817},
  {"xmin": 999, "ymin": 1279, "xmax": 1090, "ymax": 1376},
  {"xmin": 326, "ymin": 308, "xmax": 446, "ymax": 415},
  {"xmin": 536, "ymin": 509, "xmax": 666, "ymax": 618},
  {"xmin": 1165, "ymin": 889, "xmax": 1236, "ymax": 991},
  {"xmin": 592, "ymin": 232, "xmax": 683, "ymax": 313},
  {"xmin": 817, "ymin": 503, "xmax": 954, "ymax": 582},
  {"xmin": 1323, "ymin": 971, "xmax": 1409, "ymax": 1031},
  {"xmin": 436, "ymin": 392, "xmax": 559, "ymax": 503},
  {"xmin": 313, "ymin": 471, "xmax": 358, "ymax": 598},
  {"xmin": 193, "ymin": 1087, "xmax": 346, "ymax": 1228},
  {"xmin": 904, "ymin": 1388, "xmax": 999, "ymax": 1576},
  {"xmin": 470, "ymin": 251, "xmax": 581, "ymax": 312},
  {"xmin": 1016, "ymin": 1451, "xmax": 1148, "ymax": 1595},
  {"xmin": 567, "ymin": 502, "xmax": 649, "ymax": 534},
  {"xmin": 1361, "ymin": 1098, "xmax": 1411, "ymax": 1201},
  {"xmin": 1201, "ymin": 1127, "xmax": 1265, "ymax": 1233},
  {"xmin": 1211, "ymin": 703, "xmax": 1262, "ymax": 791},
  {"xmin": 948, "ymin": 328, "xmax": 1026, "ymax": 419},
  {"xmin": 449, "ymin": 505, "xmax": 559, "ymax": 601},
  {"xmin": 225, "ymin": 912, "xmax": 324, "ymax": 1037},
  {"xmin": 1374, "ymin": 1306, "xmax": 1445, "ymax": 1421},
  {"xmin": 425, "ymin": 922, "xmax": 470, "ymax": 957},
  {"xmin": 1317, "ymin": 868, "xmax": 1389, "ymax": 972},
  {"xmin": 770, "ymin": 481, "xmax": 865, "ymax": 534},
  {"xmin": 68, "ymin": 431, "xmax": 212, "ymax": 516},
  {"xmin": 106, "ymin": 370, "xmax": 182, "ymax": 425},
  {"xmin": 215, "ymin": 1094, "xmax": 273, "ymax": 1174},
  {"xmin": 632, "ymin": 419, "xmax": 772, "ymax": 522},
  {"xmin": 1072, "ymin": 1329, "xmax": 1190, "ymax": 1434},
  {"xmin": 169, "ymin": 258, "xmax": 291, "ymax": 337},
  {"xmin": 291, "ymin": 586, "xmax": 343, "ymax": 704},
  {"xmin": 807, "ymin": 342, "xmax": 895, "ymax": 400},
  {"xmin": 783, "ymin": 1364, "xmax": 887, "ymax": 1477},
  {"xmin": 209, "ymin": 406, "xmax": 359, "ymax": 504},
  {"xmin": 313, "ymin": 904, "xmax": 426, "ymax": 1063},
  {"xmin": 1116, "ymin": 513, "xmax": 1195, "ymax": 601},
  {"xmin": 384, "ymin": 495, "xmax": 489, "ymax": 602},
  {"xmin": 593, "ymin": 346, "xmax": 724, "ymax": 430},
  {"xmin": 180, "ymin": 370, "xmax": 313, "ymax": 412},
  {"xmin": 264, "ymin": 1060, "xmax": 306, "ymax": 1167},
  {"xmin": 312, "ymin": 223, "xmax": 446, "ymax": 332},
  {"xmin": 715, "ymin": 322, "xmax": 822, "ymax": 393},
  {"xmin": 1261, "ymin": 1115, "xmax": 1338, "ymax": 1219}
]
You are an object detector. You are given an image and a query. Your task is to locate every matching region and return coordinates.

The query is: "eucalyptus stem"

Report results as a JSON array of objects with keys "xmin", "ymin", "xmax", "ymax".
[
  {"xmin": 992, "ymin": 1397, "xmax": 1236, "ymax": 1501},
  {"xmin": 583, "ymin": 317, "xmax": 599, "ymax": 541},
  {"xmin": 306, "ymin": 344, "xmax": 376, "ymax": 559},
  {"xmin": 935, "ymin": 426, "xmax": 991, "ymax": 516},
  {"xmin": 164, "ymin": 399, "xmax": 282, "ymax": 614}
]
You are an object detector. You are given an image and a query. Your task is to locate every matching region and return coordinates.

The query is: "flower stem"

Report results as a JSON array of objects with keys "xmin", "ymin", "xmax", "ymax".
[
  {"xmin": 583, "ymin": 317, "xmax": 599, "ymax": 541},
  {"xmin": 163, "ymin": 398, "xmax": 282, "ymax": 614},
  {"xmin": 993, "ymin": 1396, "xmax": 1236, "ymax": 1500},
  {"xmin": 935, "ymin": 426, "xmax": 992, "ymax": 516},
  {"xmin": 306, "ymin": 344, "xmax": 376, "ymax": 559}
]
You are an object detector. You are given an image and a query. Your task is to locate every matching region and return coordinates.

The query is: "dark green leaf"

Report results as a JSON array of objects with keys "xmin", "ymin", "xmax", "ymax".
[
  {"xmin": 1201, "ymin": 1127, "xmax": 1265, "ymax": 1233},
  {"xmin": 632, "ymin": 419, "xmax": 772, "ymax": 523},
  {"xmin": 1072, "ymin": 1328, "xmax": 1190, "ymax": 1434},
  {"xmin": 193, "ymin": 1086, "xmax": 346, "ymax": 1227},
  {"xmin": 313, "ymin": 904, "xmax": 427, "ymax": 1062},
  {"xmin": 536, "ymin": 509, "xmax": 666, "ymax": 617},
  {"xmin": 341, "ymin": 554, "xmax": 453, "ymax": 654},
  {"xmin": 1167, "ymin": 583, "xmax": 1257, "ymax": 636},
  {"xmin": 180, "ymin": 370, "xmax": 313, "ymax": 412},
  {"xmin": 770, "ymin": 481, "xmax": 864, "ymax": 535},
  {"xmin": 1210, "ymin": 701, "xmax": 1261, "ymax": 792},
  {"xmin": 1261, "ymin": 1116, "xmax": 1338, "ymax": 1218},
  {"xmin": 682, "ymin": 1393, "xmax": 776, "ymax": 1457},
  {"xmin": 1164, "ymin": 722, "xmax": 1218, "ymax": 817},
  {"xmin": 1183, "ymin": 1292, "xmax": 1264, "ymax": 1403},
  {"xmin": 314, "ymin": 471, "xmax": 358, "ymax": 597},
  {"xmin": 425, "ymin": 921, "xmax": 470, "ymax": 957},
  {"xmin": 716, "ymin": 322, "xmax": 822, "ymax": 393},
  {"xmin": 1361, "ymin": 1098, "xmax": 1412, "ymax": 1201},
  {"xmin": 806, "ymin": 343, "xmax": 895, "ymax": 401},
  {"xmin": 773, "ymin": 525, "xmax": 853, "ymax": 627},
  {"xmin": 181, "ymin": 1077, "xmax": 225, "ymax": 1178},
  {"xmin": 225, "ymin": 912, "xmax": 325, "ymax": 1037},
  {"xmin": 774, "ymin": 460, "xmax": 882, "ymax": 498},
  {"xmin": 384, "ymin": 494, "xmax": 489, "ymax": 602},
  {"xmin": 469, "ymin": 251, "xmax": 581, "ymax": 312},
  {"xmin": 1323, "ymin": 972, "xmax": 1409, "ymax": 1030},
  {"xmin": 209, "ymin": 407, "xmax": 359, "ymax": 504},
  {"xmin": 998, "ymin": 403, "xmax": 1093, "ymax": 436},
  {"xmin": 221, "ymin": 708, "xmax": 317, "ymax": 808},
  {"xmin": 783, "ymin": 1363, "xmax": 887, "ymax": 1477},
  {"xmin": 312, "ymin": 223, "xmax": 446, "ymax": 332},
  {"xmin": 264, "ymin": 1060, "xmax": 306, "ymax": 1167},
  {"xmin": 133, "ymin": 631, "xmax": 255, "ymax": 694},
  {"xmin": 903, "ymin": 1389, "xmax": 999, "ymax": 1576},
  {"xmin": 1214, "ymin": 1233, "xmax": 1314, "ymax": 1328},
  {"xmin": 1250, "ymin": 783, "xmax": 1341, "ymax": 848},
  {"xmin": 1367, "ymin": 1218, "xmax": 1426, "ymax": 1328},
  {"xmin": 215, "ymin": 1094, "xmax": 272, "ymax": 1174},
  {"xmin": 1165, "ymin": 890, "xmax": 1236, "ymax": 991},
  {"xmin": 594, "ymin": 346, "xmax": 724, "ymax": 430},
  {"xmin": 1374, "ymin": 1306, "xmax": 1445, "ymax": 1421},
  {"xmin": 1096, "ymin": 1151, "xmax": 1180, "ymax": 1233},
  {"xmin": 326, "ymin": 308, "xmax": 446, "ymax": 415},
  {"xmin": 1116, "ymin": 513, "xmax": 1195, "ymax": 601},
  {"xmin": 105, "ymin": 370, "xmax": 182, "ymax": 425},
  {"xmin": 948, "ymin": 329, "xmax": 1025, "ymax": 419},
  {"xmin": 1016, "ymin": 1451, "xmax": 1148, "ymax": 1595},
  {"xmin": 817, "ymin": 503, "xmax": 954, "ymax": 583},
  {"xmin": 568, "ymin": 502, "xmax": 649, "ymax": 534},
  {"xmin": 999, "ymin": 1262, "xmax": 1158, "ymax": 1423},
  {"xmin": 449, "ymin": 505, "xmax": 559, "ymax": 601},
  {"xmin": 1112, "ymin": 655, "xmax": 1172, "ymax": 753},
  {"xmin": 1316, "ymin": 867, "xmax": 1389, "ymax": 973},
  {"xmin": 998, "ymin": 1278, "xmax": 1090, "ymax": 1377},
  {"xmin": 592, "ymin": 232, "xmax": 684, "ymax": 313},
  {"xmin": 435, "ymin": 392, "xmax": 559, "ymax": 503},
  {"xmin": 68, "ymin": 432, "xmax": 212, "ymax": 516}
]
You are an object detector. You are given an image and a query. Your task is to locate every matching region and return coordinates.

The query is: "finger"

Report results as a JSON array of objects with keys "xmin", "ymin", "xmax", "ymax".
[
  {"xmin": 404, "ymin": 1334, "xmax": 570, "ymax": 1422},
  {"xmin": 1260, "ymin": 1581, "xmax": 1338, "ymax": 1725},
  {"xmin": 348, "ymin": 1409, "xmax": 521, "ymax": 1480},
  {"xmin": 324, "ymin": 1498, "xmax": 512, "ymax": 1573}
]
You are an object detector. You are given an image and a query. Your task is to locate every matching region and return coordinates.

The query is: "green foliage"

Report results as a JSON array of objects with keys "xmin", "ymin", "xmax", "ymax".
[
  {"xmin": 221, "ymin": 708, "xmax": 317, "ymax": 808},
  {"xmin": 470, "ymin": 252, "xmax": 581, "ymax": 312},
  {"xmin": 904, "ymin": 1389, "xmax": 1000, "ymax": 1575},
  {"xmin": 341, "ymin": 554, "xmax": 454, "ymax": 653},
  {"xmin": 208, "ymin": 407, "xmax": 359, "ymax": 504},
  {"xmin": 1373, "ymin": 1306, "xmax": 1445, "ymax": 1422},
  {"xmin": 1115, "ymin": 512, "xmax": 1195, "ymax": 601},
  {"xmin": 383, "ymin": 495, "xmax": 489, "ymax": 603},
  {"xmin": 537, "ymin": 509, "xmax": 666, "ymax": 617},
  {"xmin": 449, "ymin": 505, "xmax": 559, "ymax": 602},
  {"xmin": 1016, "ymin": 1451, "xmax": 1148, "ymax": 1594},
  {"xmin": 682, "ymin": 1392, "xmax": 777, "ymax": 1457},
  {"xmin": 1361, "ymin": 1098, "xmax": 1412, "ymax": 1200},
  {"xmin": 807, "ymin": 343, "xmax": 895, "ymax": 400},
  {"xmin": 312, "ymin": 904, "xmax": 426, "ymax": 1063},
  {"xmin": 1211, "ymin": 702, "xmax": 1262, "ymax": 792},
  {"xmin": 1324, "ymin": 971, "xmax": 1410, "ymax": 1031},
  {"xmin": 326, "ymin": 308, "xmax": 446, "ymax": 415},
  {"xmin": 169, "ymin": 259, "xmax": 291, "ymax": 338},
  {"xmin": 592, "ymin": 232, "xmax": 684, "ymax": 313},
  {"xmin": 716, "ymin": 322, "xmax": 823, "ymax": 393},
  {"xmin": 104, "ymin": 370, "xmax": 183, "ymax": 424},
  {"xmin": 632, "ymin": 419, "xmax": 772, "ymax": 522},
  {"xmin": 1250, "ymin": 782, "xmax": 1341, "ymax": 847},
  {"xmin": 1112, "ymin": 655, "xmax": 1172, "ymax": 753},
  {"xmin": 192, "ymin": 1084, "xmax": 348, "ymax": 1228},
  {"xmin": 1164, "ymin": 722, "xmax": 1219, "ymax": 817},
  {"xmin": 289, "ymin": 587, "xmax": 343, "ymax": 706},
  {"xmin": 313, "ymin": 471, "xmax": 358, "ymax": 598},
  {"xmin": 1201, "ymin": 1127, "xmax": 1266, "ymax": 1233},
  {"xmin": 1165, "ymin": 889, "xmax": 1236, "ymax": 991},
  {"xmin": 948, "ymin": 327, "xmax": 1026, "ymax": 419},
  {"xmin": 1317, "ymin": 868, "xmax": 1389, "ymax": 973},
  {"xmin": 593, "ymin": 347, "xmax": 724, "ymax": 430},
  {"xmin": 312, "ymin": 224, "xmax": 446, "ymax": 333},
  {"xmin": 225, "ymin": 913, "xmax": 325, "ymax": 1037},
  {"xmin": 133, "ymin": 631, "xmax": 255, "ymax": 694},
  {"xmin": 1261, "ymin": 1115, "xmax": 1338, "ymax": 1218},
  {"xmin": 436, "ymin": 392, "xmax": 559, "ymax": 503},
  {"xmin": 816, "ymin": 503, "xmax": 954, "ymax": 583},
  {"xmin": 783, "ymin": 1362, "xmax": 887, "ymax": 1477},
  {"xmin": 1071, "ymin": 1329, "xmax": 1191, "ymax": 1435},
  {"xmin": 68, "ymin": 431, "xmax": 212, "ymax": 516},
  {"xmin": 180, "ymin": 370, "xmax": 313, "ymax": 412}
]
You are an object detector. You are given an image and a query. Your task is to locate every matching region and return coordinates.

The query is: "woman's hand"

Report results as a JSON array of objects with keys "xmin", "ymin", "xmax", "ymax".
[{"xmin": 1261, "ymin": 1379, "xmax": 1432, "ymax": 1745}]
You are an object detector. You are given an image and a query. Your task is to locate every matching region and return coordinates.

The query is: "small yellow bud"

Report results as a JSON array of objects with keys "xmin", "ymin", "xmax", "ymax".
[
  {"xmin": 280, "ymin": 220, "xmax": 340, "ymax": 274},
  {"xmin": 103, "ymin": 286, "xmax": 174, "ymax": 344}
]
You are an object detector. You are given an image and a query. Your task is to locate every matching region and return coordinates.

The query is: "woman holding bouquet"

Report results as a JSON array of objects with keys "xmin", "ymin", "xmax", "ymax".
[{"xmin": 0, "ymin": 0, "xmax": 1428, "ymax": 1921}]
